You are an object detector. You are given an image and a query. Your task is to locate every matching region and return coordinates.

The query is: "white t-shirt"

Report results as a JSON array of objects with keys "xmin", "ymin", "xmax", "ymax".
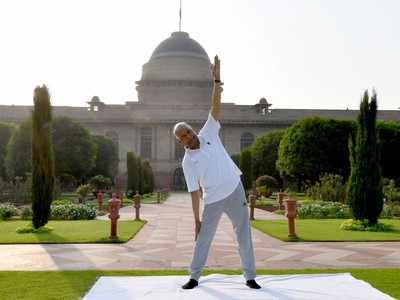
[{"xmin": 182, "ymin": 113, "xmax": 242, "ymax": 205}]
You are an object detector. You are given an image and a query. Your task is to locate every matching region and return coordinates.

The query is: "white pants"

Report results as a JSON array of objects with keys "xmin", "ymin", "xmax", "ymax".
[{"xmin": 190, "ymin": 181, "xmax": 256, "ymax": 281}]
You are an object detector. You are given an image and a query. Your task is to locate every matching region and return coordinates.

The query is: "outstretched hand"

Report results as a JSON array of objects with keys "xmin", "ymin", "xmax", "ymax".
[{"xmin": 211, "ymin": 55, "xmax": 221, "ymax": 81}]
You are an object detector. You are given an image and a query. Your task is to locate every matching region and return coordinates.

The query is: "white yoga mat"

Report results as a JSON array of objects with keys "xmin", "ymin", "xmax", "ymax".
[{"xmin": 83, "ymin": 273, "xmax": 394, "ymax": 300}]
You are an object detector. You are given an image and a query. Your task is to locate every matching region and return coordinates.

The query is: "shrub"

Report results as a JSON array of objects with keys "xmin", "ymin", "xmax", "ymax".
[
  {"xmin": 16, "ymin": 225, "xmax": 53, "ymax": 234},
  {"xmin": 88, "ymin": 175, "xmax": 112, "ymax": 192},
  {"xmin": 305, "ymin": 173, "xmax": 347, "ymax": 203},
  {"xmin": 58, "ymin": 173, "xmax": 77, "ymax": 190},
  {"xmin": 383, "ymin": 179, "xmax": 400, "ymax": 202},
  {"xmin": 297, "ymin": 202, "xmax": 351, "ymax": 219},
  {"xmin": 340, "ymin": 219, "xmax": 393, "ymax": 232},
  {"xmin": 76, "ymin": 184, "xmax": 92, "ymax": 203},
  {"xmin": 0, "ymin": 203, "xmax": 18, "ymax": 220},
  {"xmin": 50, "ymin": 204, "xmax": 96, "ymax": 220},
  {"xmin": 381, "ymin": 203, "xmax": 400, "ymax": 218},
  {"xmin": 52, "ymin": 199, "xmax": 72, "ymax": 206},
  {"xmin": 20, "ymin": 207, "xmax": 33, "ymax": 220},
  {"xmin": 255, "ymin": 175, "xmax": 279, "ymax": 196}
]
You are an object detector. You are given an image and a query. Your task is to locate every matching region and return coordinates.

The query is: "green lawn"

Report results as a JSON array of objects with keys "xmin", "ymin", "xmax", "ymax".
[
  {"xmin": 252, "ymin": 219, "xmax": 400, "ymax": 242},
  {"xmin": 87, "ymin": 193, "xmax": 166, "ymax": 207},
  {"xmin": 0, "ymin": 269, "xmax": 397, "ymax": 299},
  {"xmin": 0, "ymin": 220, "xmax": 145, "ymax": 244}
]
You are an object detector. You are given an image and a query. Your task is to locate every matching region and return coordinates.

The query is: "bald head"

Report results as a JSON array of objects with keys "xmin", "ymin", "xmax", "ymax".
[
  {"xmin": 173, "ymin": 122, "xmax": 200, "ymax": 150},
  {"xmin": 173, "ymin": 122, "xmax": 193, "ymax": 137}
]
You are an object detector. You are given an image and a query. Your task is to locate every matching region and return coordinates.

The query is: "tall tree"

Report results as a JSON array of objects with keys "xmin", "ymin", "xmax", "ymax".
[
  {"xmin": 347, "ymin": 90, "xmax": 383, "ymax": 225},
  {"xmin": 240, "ymin": 149, "xmax": 252, "ymax": 192},
  {"xmin": 126, "ymin": 152, "xmax": 138, "ymax": 194},
  {"xmin": 90, "ymin": 135, "xmax": 118, "ymax": 179},
  {"xmin": 31, "ymin": 85, "xmax": 55, "ymax": 229},
  {"xmin": 52, "ymin": 117, "xmax": 96, "ymax": 182},
  {"xmin": 5, "ymin": 120, "xmax": 32, "ymax": 181},
  {"xmin": 137, "ymin": 156, "xmax": 144, "ymax": 195},
  {"xmin": 251, "ymin": 130, "xmax": 285, "ymax": 188},
  {"xmin": 142, "ymin": 160, "xmax": 154, "ymax": 194},
  {"xmin": 277, "ymin": 117, "xmax": 354, "ymax": 189},
  {"xmin": 0, "ymin": 123, "xmax": 14, "ymax": 181}
]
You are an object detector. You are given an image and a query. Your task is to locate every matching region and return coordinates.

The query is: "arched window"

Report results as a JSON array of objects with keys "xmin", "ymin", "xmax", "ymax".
[
  {"xmin": 240, "ymin": 132, "xmax": 254, "ymax": 151},
  {"xmin": 140, "ymin": 127, "xmax": 152, "ymax": 159},
  {"xmin": 175, "ymin": 140, "xmax": 185, "ymax": 161}
]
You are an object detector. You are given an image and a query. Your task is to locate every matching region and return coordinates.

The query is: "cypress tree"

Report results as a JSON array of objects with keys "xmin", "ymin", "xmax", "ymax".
[
  {"xmin": 142, "ymin": 160, "xmax": 155, "ymax": 194},
  {"xmin": 31, "ymin": 85, "xmax": 55, "ymax": 229},
  {"xmin": 240, "ymin": 149, "xmax": 252, "ymax": 192},
  {"xmin": 126, "ymin": 152, "xmax": 138, "ymax": 194},
  {"xmin": 137, "ymin": 156, "xmax": 144, "ymax": 195},
  {"xmin": 347, "ymin": 90, "xmax": 383, "ymax": 225}
]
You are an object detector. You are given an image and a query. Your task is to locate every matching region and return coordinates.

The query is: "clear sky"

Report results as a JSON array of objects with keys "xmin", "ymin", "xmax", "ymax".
[{"xmin": 0, "ymin": 0, "xmax": 399, "ymax": 109}]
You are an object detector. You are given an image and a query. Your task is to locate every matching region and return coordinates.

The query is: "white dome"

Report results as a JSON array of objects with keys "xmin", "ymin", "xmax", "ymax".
[
  {"xmin": 136, "ymin": 32, "xmax": 213, "ymax": 105},
  {"xmin": 150, "ymin": 31, "xmax": 209, "ymax": 61},
  {"xmin": 141, "ymin": 32, "xmax": 212, "ymax": 81}
]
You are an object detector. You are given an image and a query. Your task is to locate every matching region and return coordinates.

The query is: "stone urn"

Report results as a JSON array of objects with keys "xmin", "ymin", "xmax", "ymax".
[{"xmin": 284, "ymin": 196, "xmax": 298, "ymax": 239}]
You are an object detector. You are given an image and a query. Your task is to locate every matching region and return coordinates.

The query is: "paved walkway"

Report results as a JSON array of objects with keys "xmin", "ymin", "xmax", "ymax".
[{"xmin": 0, "ymin": 193, "xmax": 399, "ymax": 271}]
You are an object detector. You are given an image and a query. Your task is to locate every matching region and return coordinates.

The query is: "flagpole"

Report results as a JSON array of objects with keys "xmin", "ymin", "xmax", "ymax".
[{"xmin": 179, "ymin": 0, "xmax": 182, "ymax": 31}]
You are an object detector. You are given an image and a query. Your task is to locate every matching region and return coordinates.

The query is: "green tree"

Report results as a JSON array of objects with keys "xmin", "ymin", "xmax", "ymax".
[
  {"xmin": 240, "ymin": 149, "xmax": 252, "ymax": 192},
  {"xmin": 137, "ymin": 156, "xmax": 144, "ymax": 195},
  {"xmin": 31, "ymin": 85, "xmax": 55, "ymax": 229},
  {"xmin": 347, "ymin": 90, "xmax": 383, "ymax": 225},
  {"xmin": 126, "ymin": 152, "xmax": 139, "ymax": 194},
  {"xmin": 76, "ymin": 184, "xmax": 92, "ymax": 203},
  {"xmin": 90, "ymin": 135, "xmax": 118, "ymax": 179},
  {"xmin": 52, "ymin": 117, "xmax": 96, "ymax": 182},
  {"xmin": 230, "ymin": 154, "xmax": 240, "ymax": 168},
  {"xmin": 377, "ymin": 121, "xmax": 400, "ymax": 183},
  {"xmin": 142, "ymin": 160, "xmax": 154, "ymax": 194},
  {"xmin": 277, "ymin": 117, "xmax": 354, "ymax": 189},
  {"xmin": 88, "ymin": 174, "xmax": 112, "ymax": 192},
  {"xmin": 5, "ymin": 120, "xmax": 32, "ymax": 181},
  {"xmin": 251, "ymin": 130, "xmax": 285, "ymax": 187},
  {"xmin": 0, "ymin": 123, "xmax": 14, "ymax": 180}
]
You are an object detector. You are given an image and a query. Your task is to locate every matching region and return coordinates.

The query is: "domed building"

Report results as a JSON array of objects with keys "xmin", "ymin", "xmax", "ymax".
[
  {"xmin": 0, "ymin": 31, "xmax": 398, "ymax": 190},
  {"xmin": 136, "ymin": 31, "xmax": 213, "ymax": 106}
]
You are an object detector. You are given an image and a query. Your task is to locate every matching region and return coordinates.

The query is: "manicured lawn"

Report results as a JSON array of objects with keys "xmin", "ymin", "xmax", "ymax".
[
  {"xmin": 0, "ymin": 220, "xmax": 145, "ymax": 244},
  {"xmin": 0, "ymin": 269, "xmax": 397, "ymax": 299},
  {"xmin": 90, "ymin": 193, "xmax": 166, "ymax": 207},
  {"xmin": 252, "ymin": 219, "xmax": 400, "ymax": 242}
]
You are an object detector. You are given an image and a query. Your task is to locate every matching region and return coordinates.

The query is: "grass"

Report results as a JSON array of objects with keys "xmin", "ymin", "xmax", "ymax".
[
  {"xmin": 84, "ymin": 193, "xmax": 166, "ymax": 208},
  {"xmin": 255, "ymin": 198, "xmax": 278, "ymax": 206},
  {"xmin": 0, "ymin": 269, "xmax": 397, "ymax": 299},
  {"xmin": 0, "ymin": 220, "xmax": 145, "ymax": 244},
  {"xmin": 252, "ymin": 219, "xmax": 400, "ymax": 242},
  {"xmin": 256, "ymin": 193, "xmax": 312, "ymax": 205}
]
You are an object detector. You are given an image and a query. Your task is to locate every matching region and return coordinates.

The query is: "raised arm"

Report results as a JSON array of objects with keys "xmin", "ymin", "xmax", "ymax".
[{"xmin": 210, "ymin": 55, "xmax": 223, "ymax": 120}]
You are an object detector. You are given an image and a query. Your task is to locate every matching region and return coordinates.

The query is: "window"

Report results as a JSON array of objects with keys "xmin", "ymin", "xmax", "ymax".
[
  {"xmin": 140, "ymin": 127, "xmax": 152, "ymax": 159},
  {"xmin": 240, "ymin": 132, "xmax": 254, "ymax": 151}
]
